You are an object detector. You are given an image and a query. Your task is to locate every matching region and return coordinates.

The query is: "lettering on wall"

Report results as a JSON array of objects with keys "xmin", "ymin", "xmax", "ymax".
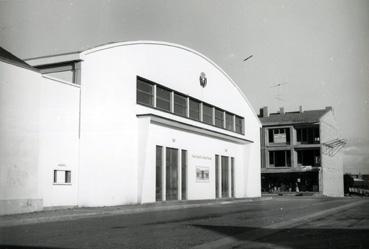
[{"xmin": 192, "ymin": 154, "xmax": 212, "ymax": 160}]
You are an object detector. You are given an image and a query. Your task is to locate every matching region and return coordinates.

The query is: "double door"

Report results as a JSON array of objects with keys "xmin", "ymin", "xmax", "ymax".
[{"xmin": 156, "ymin": 146, "xmax": 187, "ymax": 201}]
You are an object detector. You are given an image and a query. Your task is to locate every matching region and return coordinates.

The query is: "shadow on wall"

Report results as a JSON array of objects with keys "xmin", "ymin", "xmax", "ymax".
[{"xmin": 192, "ymin": 224, "xmax": 369, "ymax": 249}]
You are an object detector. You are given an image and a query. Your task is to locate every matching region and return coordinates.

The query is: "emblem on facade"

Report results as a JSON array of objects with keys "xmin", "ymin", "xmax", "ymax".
[{"xmin": 199, "ymin": 72, "xmax": 207, "ymax": 88}]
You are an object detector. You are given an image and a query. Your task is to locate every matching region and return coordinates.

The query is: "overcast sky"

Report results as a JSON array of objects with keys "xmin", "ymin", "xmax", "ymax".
[{"xmin": 1, "ymin": 0, "xmax": 368, "ymax": 173}]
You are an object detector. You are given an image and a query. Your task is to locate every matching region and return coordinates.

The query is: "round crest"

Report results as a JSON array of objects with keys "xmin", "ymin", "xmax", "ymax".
[{"xmin": 199, "ymin": 72, "xmax": 207, "ymax": 88}]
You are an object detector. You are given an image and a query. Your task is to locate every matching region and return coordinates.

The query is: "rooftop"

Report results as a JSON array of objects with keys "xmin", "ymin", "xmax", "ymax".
[
  {"xmin": 0, "ymin": 47, "xmax": 37, "ymax": 71},
  {"xmin": 259, "ymin": 106, "xmax": 332, "ymax": 126}
]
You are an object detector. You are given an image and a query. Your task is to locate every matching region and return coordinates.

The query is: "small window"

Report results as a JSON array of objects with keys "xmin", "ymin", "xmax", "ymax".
[
  {"xmin": 189, "ymin": 98, "xmax": 201, "ymax": 121},
  {"xmin": 202, "ymin": 103, "xmax": 213, "ymax": 125},
  {"xmin": 65, "ymin": 171, "xmax": 71, "ymax": 183},
  {"xmin": 235, "ymin": 116, "xmax": 244, "ymax": 134},
  {"xmin": 225, "ymin": 112, "xmax": 234, "ymax": 131},
  {"xmin": 215, "ymin": 108, "xmax": 224, "ymax": 128},
  {"xmin": 156, "ymin": 86, "xmax": 171, "ymax": 112},
  {"xmin": 174, "ymin": 93, "xmax": 187, "ymax": 117},
  {"xmin": 137, "ymin": 78, "xmax": 154, "ymax": 106},
  {"xmin": 53, "ymin": 170, "xmax": 72, "ymax": 184}
]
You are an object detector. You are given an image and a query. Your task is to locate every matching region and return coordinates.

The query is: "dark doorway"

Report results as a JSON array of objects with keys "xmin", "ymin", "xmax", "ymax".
[
  {"xmin": 221, "ymin": 156, "xmax": 229, "ymax": 198},
  {"xmin": 166, "ymin": 147, "xmax": 178, "ymax": 200}
]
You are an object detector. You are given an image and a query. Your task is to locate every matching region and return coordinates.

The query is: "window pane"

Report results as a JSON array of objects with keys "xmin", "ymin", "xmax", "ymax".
[
  {"xmin": 215, "ymin": 108, "xmax": 224, "ymax": 128},
  {"xmin": 156, "ymin": 86, "xmax": 171, "ymax": 111},
  {"xmin": 181, "ymin": 150, "xmax": 187, "ymax": 200},
  {"xmin": 215, "ymin": 155, "xmax": 219, "ymax": 198},
  {"xmin": 53, "ymin": 170, "xmax": 57, "ymax": 183},
  {"xmin": 231, "ymin": 157, "xmax": 235, "ymax": 198},
  {"xmin": 221, "ymin": 156, "xmax": 229, "ymax": 197},
  {"xmin": 203, "ymin": 103, "xmax": 213, "ymax": 125},
  {"xmin": 235, "ymin": 116, "xmax": 244, "ymax": 134},
  {"xmin": 174, "ymin": 93, "xmax": 187, "ymax": 117},
  {"xmin": 137, "ymin": 79, "xmax": 154, "ymax": 106},
  {"xmin": 166, "ymin": 148, "xmax": 178, "ymax": 200},
  {"xmin": 189, "ymin": 98, "xmax": 201, "ymax": 121},
  {"xmin": 226, "ymin": 112, "xmax": 234, "ymax": 131},
  {"xmin": 269, "ymin": 151, "xmax": 274, "ymax": 165},
  {"xmin": 156, "ymin": 146, "xmax": 162, "ymax": 201},
  {"xmin": 65, "ymin": 171, "xmax": 71, "ymax": 183}
]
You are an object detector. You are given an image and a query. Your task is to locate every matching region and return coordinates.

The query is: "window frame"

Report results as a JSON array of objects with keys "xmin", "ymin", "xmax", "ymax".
[
  {"xmin": 189, "ymin": 98, "xmax": 201, "ymax": 121},
  {"xmin": 136, "ymin": 76, "xmax": 245, "ymax": 135},
  {"xmin": 173, "ymin": 92, "xmax": 187, "ymax": 117},
  {"xmin": 136, "ymin": 78, "xmax": 154, "ymax": 107}
]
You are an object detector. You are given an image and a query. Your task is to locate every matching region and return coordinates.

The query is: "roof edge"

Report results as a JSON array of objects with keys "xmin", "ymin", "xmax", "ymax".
[{"xmin": 80, "ymin": 40, "xmax": 262, "ymax": 126}]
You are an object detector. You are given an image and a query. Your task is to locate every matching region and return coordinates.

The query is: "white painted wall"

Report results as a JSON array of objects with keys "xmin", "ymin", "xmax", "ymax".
[
  {"xmin": 320, "ymin": 110, "xmax": 344, "ymax": 197},
  {"xmin": 79, "ymin": 41, "xmax": 261, "ymax": 206},
  {"xmin": 138, "ymin": 120, "xmax": 248, "ymax": 203},
  {"xmin": 38, "ymin": 76, "xmax": 80, "ymax": 207},
  {"xmin": 0, "ymin": 59, "xmax": 80, "ymax": 214},
  {"xmin": 0, "ymin": 62, "xmax": 42, "ymax": 215}
]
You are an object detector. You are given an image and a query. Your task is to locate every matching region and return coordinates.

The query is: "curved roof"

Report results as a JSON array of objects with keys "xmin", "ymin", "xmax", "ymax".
[{"xmin": 80, "ymin": 41, "xmax": 260, "ymax": 124}]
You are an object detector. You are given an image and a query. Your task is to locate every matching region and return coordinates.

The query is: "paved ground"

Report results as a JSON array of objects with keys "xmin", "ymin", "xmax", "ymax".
[{"xmin": 0, "ymin": 197, "xmax": 368, "ymax": 249}]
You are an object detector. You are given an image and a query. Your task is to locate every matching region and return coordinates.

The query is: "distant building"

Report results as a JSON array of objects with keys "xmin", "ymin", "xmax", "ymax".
[
  {"xmin": 0, "ymin": 41, "xmax": 261, "ymax": 215},
  {"xmin": 259, "ymin": 106, "xmax": 345, "ymax": 197}
]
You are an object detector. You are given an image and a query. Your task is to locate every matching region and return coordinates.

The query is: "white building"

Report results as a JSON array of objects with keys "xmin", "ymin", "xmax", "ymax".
[{"xmin": 0, "ymin": 41, "xmax": 261, "ymax": 215}]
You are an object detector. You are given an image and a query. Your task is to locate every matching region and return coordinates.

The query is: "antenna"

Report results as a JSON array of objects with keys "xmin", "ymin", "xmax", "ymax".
[
  {"xmin": 243, "ymin": 55, "xmax": 253, "ymax": 62},
  {"xmin": 270, "ymin": 82, "xmax": 289, "ymax": 102}
]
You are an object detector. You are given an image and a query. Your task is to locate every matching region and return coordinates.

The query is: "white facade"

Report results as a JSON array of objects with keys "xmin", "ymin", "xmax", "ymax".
[
  {"xmin": 0, "ymin": 58, "xmax": 80, "ymax": 214},
  {"xmin": 1, "ymin": 41, "xmax": 261, "ymax": 214}
]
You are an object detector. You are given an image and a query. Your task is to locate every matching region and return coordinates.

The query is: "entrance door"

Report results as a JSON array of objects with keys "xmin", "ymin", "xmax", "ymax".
[
  {"xmin": 156, "ymin": 146, "xmax": 163, "ymax": 201},
  {"xmin": 215, "ymin": 155, "xmax": 220, "ymax": 198},
  {"xmin": 221, "ymin": 156, "xmax": 229, "ymax": 198},
  {"xmin": 166, "ymin": 148, "xmax": 178, "ymax": 200}
]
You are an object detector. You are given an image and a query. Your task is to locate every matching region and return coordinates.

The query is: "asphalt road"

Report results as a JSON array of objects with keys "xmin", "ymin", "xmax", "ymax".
[{"xmin": 1, "ymin": 197, "xmax": 368, "ymax": 249}]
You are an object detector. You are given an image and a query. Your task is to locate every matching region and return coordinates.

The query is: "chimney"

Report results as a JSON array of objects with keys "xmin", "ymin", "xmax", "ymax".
[
  {"xmin": 299, "ymin": 105, "xmax": 303, "ymax": 113},
  {"xmin": 325, "ymin": 106, "xmax": 333, "ymax": 112},
  {"xmin": 279, "ymin": 107, "xmax": 285, "ymax": 114},
  {"xmin": 259, "ymin": 106, "xmax": 269, "ymax": 117}
]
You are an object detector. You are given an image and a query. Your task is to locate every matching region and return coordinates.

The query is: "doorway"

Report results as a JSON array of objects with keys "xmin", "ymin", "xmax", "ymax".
[
  {"xmin": 166, "ymin": 147, "xmax": 178, "ymax": 200},
  {"xmin": 221, "ymin": 156, "xmax": 229, "ymax": 198}
]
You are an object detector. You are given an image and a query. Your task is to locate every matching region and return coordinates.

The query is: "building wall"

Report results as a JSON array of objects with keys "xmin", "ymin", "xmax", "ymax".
[
  {"xmin": 0, "ymin": 60, "xmax": 80, "ymax": 214},
  {"xmin": 138, "ymin": 120, "xmax": 250, "ymax": 203},
  {"xmin": 0, "ymin": 62, "xmax": 43, "ymax": 215},
  {"xmin": 38, "ymin": 76, "xmax": 80, "ymax": 207},
  {"xmin": 320, "ymin": 110, "xmax": 344, "ymax": 197},
  {"xmin": 78, "ymin": 41, "xmax": 261, "ymax": 206}
]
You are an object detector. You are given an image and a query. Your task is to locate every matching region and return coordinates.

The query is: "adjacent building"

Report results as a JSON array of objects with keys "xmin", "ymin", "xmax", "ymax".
[
  {"xmin": 0, "ymin": 41, "xmax": 261, "ymax": 215},
  {"xmin": 259, "ymin": 106, "xmax": 345, "ymax": 197}
]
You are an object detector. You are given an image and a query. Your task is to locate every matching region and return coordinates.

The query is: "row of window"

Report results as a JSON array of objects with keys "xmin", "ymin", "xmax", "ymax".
[
  {"xmin": 268, "ymin": 149, "xmax": 321, "ymax": 168},
  {"xmin": 137, "ymin": 77, "xmax": 245, "ymax": 134},
  {"xmin": 266, "ymin": 126, "xmax": 320, "ymax": 145}
]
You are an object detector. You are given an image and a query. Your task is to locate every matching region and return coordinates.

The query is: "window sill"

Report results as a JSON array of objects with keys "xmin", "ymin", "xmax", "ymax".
[{"xmin": 53, "ymin": 183, "xmax": 72, "ymax": 185}]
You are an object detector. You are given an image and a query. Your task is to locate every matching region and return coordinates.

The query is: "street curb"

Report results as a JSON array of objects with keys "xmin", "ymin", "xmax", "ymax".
[{"xmin": 0, "ymin": 197, "xmax": 272, "ymax": 228}]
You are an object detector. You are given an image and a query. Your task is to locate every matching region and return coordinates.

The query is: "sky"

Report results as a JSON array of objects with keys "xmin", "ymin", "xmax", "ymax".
[{"xmin": 0, "ymin": 0, "xmax": 368, "ymax": 173}]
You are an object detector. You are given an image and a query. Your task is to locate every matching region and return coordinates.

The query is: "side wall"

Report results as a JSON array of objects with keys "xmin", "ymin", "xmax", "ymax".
[
  {"xmin": 0, "ymin": 62, "xmax": 42, "ymax": 215},
  {"xmin": 38, "ymin": 77, "xmax": 80, "ymax": 207},
  {"xmin": 320, "ymin": 110, "xmax": 344, "ymax": 197}
]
